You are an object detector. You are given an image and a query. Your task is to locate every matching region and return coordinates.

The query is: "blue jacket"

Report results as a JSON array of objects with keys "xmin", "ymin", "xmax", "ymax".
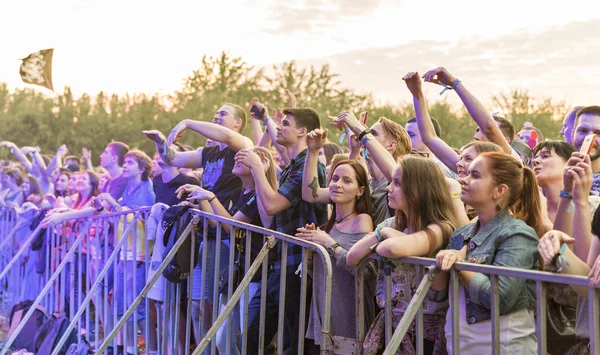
[{"xmin": 447, "ymin": 210, "xmax": 539, "ymax": 324}]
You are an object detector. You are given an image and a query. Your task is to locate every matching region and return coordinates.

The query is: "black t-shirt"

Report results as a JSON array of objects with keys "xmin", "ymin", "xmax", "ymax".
[
  {"xmin": 201, "ymin": 145, "xmax": 242, "ymax": 209},
  {"xmin": 152, "ymin": 173, "xmax": 200, "ymax": 206},
  {"xmin": 227, "ymin": 189, "xmax": 273, "ymax": 282}
]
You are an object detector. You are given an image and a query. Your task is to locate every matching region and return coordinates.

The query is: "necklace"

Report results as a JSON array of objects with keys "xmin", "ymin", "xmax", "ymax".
[{"xmin": 335, "ymin": 211, "xmax": 356, "ymax": 224}]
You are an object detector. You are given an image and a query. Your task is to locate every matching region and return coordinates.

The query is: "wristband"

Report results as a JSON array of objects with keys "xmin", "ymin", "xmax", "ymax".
[
  {"xmin": 208, "ymin": 195, "xmax": 217, "ymax": 203},
  {"xmin": 556, "ymin": 243, "xmax": 570, "ymax": 273},
  {"xmin": 357, "ymin": 128, "xmax": 372, "ymax": 141},
  {"xmin": 361, "ymin": 133, "xmax": 374, "ymax": 146},
  {"xmin": 439, "ymin": 79, "xmax": 462, "ymax": 96},
  {"xmin": 375, "ymin": 227, "xmax": 384, "ymax": 242},
  {"xmin": 263, "ymin": 117, "xmax": 270, "ymax": 125},
  {"xmin": 559, "ymin": 190, "xmax": 572, "ymax": 199}
]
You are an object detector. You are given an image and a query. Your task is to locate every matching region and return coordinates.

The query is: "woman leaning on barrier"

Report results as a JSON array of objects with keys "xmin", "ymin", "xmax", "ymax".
[
  {"xmin": 298, "ymin": 128, "xmax": 376, "ymax": 353},
  {"xmin": 178, "ymin": 146, "xmax": 277, "ymax": 355},
  {"xmin": 434, "ymin": 152, "xmax": 543, "ymax": 353},
  {"xmin": 346, "ymin": 154, "xmax": 467, "ymax": 355},
  {"xmin": 539, "ymin": 152, "xmax": 598, "ymax": 354}
]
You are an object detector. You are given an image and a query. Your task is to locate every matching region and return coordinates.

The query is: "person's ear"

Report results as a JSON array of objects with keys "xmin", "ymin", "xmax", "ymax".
[{"xmin": 297, "ymin": 127, "xmax": 307, "ymax": 138}]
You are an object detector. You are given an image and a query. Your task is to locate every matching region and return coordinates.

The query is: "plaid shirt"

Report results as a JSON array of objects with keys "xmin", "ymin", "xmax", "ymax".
[{"xmin": 275, "ymin": 149, "xmax": 327, "ymax": 268}]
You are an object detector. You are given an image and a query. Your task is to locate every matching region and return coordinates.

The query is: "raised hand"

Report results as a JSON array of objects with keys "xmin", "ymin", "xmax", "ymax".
[
  {"xmin": 403, "ymin": 71, "xmax": 424, "ymax": 97},
  {"xmin": 82, "ymin": 147, "xmax": 92, "ymax": 161},
  {"xmin": 563, "ymin": 152, "xmax": 586, "ymax": 195},
  {"xmin": 272, "ymin": 108, "xmax": 284, "ymax": 125},
  {"xmin": 283, "ymin": 90, "xmax": 297, "ymax": 108},
  {"xmin": 21, "ymin": 146, "xmax": 40, "ymax": 155},
  {"xmin": 307, "ymin": 129, "xmax": 328, "ymax": 152},
  {"xmin": 0, "ymin": 141, "xmax": 17, "ymax": 149},
  {"xmin": 422, "ymin": 67, "xmax": 458, "ymax": 87},
  {"xmin": 142, "ymin": 130, "xmax": 167, "ymax": 144},
  {"xmin": 538, "ymin": 230, "xmax": 575, "ymax": 266},
  {"xmin": 250, "ymin": 98, "xmax": 269, "ymax": 121},
  {"xmin": 328, "ymin": 111, "xmax": 365, "ymax": 134},
  {"xmin": 166, "ymin": 120, "xmax": 189, "ymax": 146},
  {"xmin": 56, "ymin": 144, "xmax": 68, "ymax": 157},
  {"xmin": 234, "ymin": 149, "xmax": 265, "ymax": 172},
  {"xmin": 568, "ymin": 154, "xmax": 593, "ymax": 202}
]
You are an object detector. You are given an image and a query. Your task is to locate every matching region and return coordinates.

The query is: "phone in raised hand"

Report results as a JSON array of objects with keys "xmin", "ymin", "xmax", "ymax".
[
  {"xmin": 250, "ymin": 103, "xmax": 266, "ymax": 120},
  {"xmin": 359, "ymin": 111, "xmax": 369, "ymax": 125},
  {"xmin": 580, "ymin": 134, "xmax": 597, "ymax": 154}
]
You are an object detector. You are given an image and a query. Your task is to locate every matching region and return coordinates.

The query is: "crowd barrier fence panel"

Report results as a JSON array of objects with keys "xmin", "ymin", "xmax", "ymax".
[{"xmin": 380, "ymin": 256, "xmax": 600, "ymax": 355}]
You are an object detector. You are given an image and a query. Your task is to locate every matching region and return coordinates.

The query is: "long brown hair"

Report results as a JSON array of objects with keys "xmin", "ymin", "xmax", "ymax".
[
  {"xmin": 480, "ymin": 152, "xmax": 544, "ymax": 236},
  {"xmin": 73, "ymin": 171, "xmax": 100, "ymax": 209},
  {"xmin": 394, "ymin": 155, "xmax": 459, "ymax": 255},
  {"xmin": 322, "ymin": 159, "xmax": 373, "ymax": 233}
]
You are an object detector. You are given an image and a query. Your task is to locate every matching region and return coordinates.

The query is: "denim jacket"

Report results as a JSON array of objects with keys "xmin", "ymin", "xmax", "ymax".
[{"xmin": 447, "ymin": 210, "xmax": 539, "ymax": 324}]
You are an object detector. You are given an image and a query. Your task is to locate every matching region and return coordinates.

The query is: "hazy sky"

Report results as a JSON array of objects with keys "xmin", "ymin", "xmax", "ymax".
[{"xmin": 1, "ymin": 0, "xmax": 599, "ymax": 106}]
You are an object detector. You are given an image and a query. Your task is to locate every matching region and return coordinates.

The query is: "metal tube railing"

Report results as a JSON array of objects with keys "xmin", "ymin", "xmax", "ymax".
[
  {"xmin": 381, "ymin": 256, "xmax": 600, "ymax": 354},
  {"xmin": 50, "ymin": 210, "xmax": 144, "ymax": 354},
  {"xmin": 0, "ymin": 220, "xmax": 93, "ymax": 354}
]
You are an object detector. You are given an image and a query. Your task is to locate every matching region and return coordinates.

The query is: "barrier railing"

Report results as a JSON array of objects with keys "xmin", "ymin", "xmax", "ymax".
[
  {"xmin": 97, "ymin": 208, "xmax": 365, "ymax": 355},
  {"xmin": 0, "ymin": 206, "xmax": 20, "ymax": 308},
  {"xmin": 380, "ymin": 256, "xmax": 600, "ymax": 355},
  {"xmin": 0, "ymin": 207, "xmax": 151, "ymax": 354}
]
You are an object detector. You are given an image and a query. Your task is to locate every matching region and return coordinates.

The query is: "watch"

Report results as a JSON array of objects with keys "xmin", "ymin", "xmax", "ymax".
[
  {"xmin": 358, "ymin": 128, "xmax": 372, "ymax": 141},
  {"xmin": 326, "ymin": 242, "xmax": 340, "ymax": 257}
]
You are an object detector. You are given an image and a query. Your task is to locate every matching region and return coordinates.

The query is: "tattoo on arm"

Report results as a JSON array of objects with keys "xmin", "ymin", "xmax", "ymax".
[
  {"xmin": 308, "ymin": 177, "xmax": 319, "ymax": 200},
  {"xmin": 159, "ymin": 144, "xmax": 176, "ymax": 164}
]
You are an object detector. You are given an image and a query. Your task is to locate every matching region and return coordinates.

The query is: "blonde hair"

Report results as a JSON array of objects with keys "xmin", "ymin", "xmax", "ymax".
[
  {"xmin": 378, "ymin": 117, "xmax": 412, "ymax": 159},
  {"xmin": 251, "ymin": 146, "xmax": 278, "ymax": 191}
]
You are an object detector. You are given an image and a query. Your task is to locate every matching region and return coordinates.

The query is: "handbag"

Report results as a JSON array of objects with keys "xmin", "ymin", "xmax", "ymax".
[{"xmin": 218, "ymin": 237, "xmax": 243, "ymax": 295}]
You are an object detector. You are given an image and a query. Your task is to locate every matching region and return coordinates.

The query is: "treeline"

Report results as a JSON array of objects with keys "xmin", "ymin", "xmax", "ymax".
[{"xmin": 0, "ymin": 52, "xmax": 567, "ymax": 165}]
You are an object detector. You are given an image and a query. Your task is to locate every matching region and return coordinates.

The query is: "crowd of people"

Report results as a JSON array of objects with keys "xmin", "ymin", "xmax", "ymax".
[{"xmin": 1, "ymin": 67, "xmax": 600, "ymax": 354}]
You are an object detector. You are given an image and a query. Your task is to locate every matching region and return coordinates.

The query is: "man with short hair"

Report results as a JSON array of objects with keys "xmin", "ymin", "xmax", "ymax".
[
  {"xmin": 100, "ymin": 141, "xmax": 130, "ymax": 200},
  {"xmin": 561, "ymin": 106, "xmax": 584, "ymax": 144},
  {"xmin": 236, "ymin": 106, "xmax": 327, "ymax": 355},
  {"xmin": 143, "ymin": 102, "xmax": 254, "ymax": 349},
  {"xmin": 571, "ymin": 106, "xmax": 600, "ymax": 194}
]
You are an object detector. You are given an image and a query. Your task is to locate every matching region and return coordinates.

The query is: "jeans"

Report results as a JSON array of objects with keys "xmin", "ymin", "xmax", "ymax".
[
  {"xmin": 245, "ymin": 270, "xmax": 302, "ymax": 355},
  {"xmin": 115, "ymin": 260, "xmax": 147, "ymax": 322},
  {"xmin": 216, "ymin": 282, "xmax": 259, "ymax": 355}
]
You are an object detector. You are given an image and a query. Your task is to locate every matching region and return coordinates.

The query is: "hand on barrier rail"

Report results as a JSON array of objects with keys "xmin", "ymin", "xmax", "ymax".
[
  {"xmin": 296, "ymin": 223, "xmax": 336, "ymax": 247},
  {"xmin": 435, "ymin": 247, "xmax": 467, "ymax": 271},
  {"xmin": 175, "ymin": 183, "xmax": 203, "ymax": 200},
  {"xmin": 538, "ymin": 230, "xmax": 575, "ymax": 266},
  {"xmin": 186, "ymin": 187, "xmax": 215, "ymax": 202}
]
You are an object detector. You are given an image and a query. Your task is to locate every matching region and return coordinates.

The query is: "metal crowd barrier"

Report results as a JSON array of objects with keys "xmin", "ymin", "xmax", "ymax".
[
  {"xmin": 380, "ymin": 256, "xmax": 600, "ymax": 355},
  {"xmin": 97, "ymin": 208, "xmax": 355, "ymax": 355},
  {"xmin": 0, "ymin": 207, "xmax": 151, "ymax": 354},
  {"xmin": 0, "ymin": 206, "xmax": 19, "ymax": 308}
]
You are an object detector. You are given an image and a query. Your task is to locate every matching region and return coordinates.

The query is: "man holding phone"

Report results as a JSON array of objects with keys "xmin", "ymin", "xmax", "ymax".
[{"xmin": 571, "ymin": 106, "xmax": 600, "ymax": 194}]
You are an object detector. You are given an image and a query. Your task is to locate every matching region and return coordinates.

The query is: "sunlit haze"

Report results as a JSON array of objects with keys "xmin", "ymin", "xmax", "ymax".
[{"xmin": 1, "ymin": 0, "xmax": 599, "ymax": 106}]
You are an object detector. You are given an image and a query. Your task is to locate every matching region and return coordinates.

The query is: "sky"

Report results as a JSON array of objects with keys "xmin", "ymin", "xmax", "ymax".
[{"xmin": 1, "ymin": 0, "xmax": 599, "ymax": 107}]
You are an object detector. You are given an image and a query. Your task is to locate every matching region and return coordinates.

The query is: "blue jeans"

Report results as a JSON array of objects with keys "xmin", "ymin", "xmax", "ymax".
[
  {"xmin": 191, "ymin": 239, "xmax": 231, "ymax": 302},
  {"xmin": 115, "ymin": 260, "xmax": 147, "ymax": 322}
]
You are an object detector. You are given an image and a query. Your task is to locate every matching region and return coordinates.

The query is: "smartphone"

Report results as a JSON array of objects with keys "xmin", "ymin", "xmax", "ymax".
[
  {"xmin": 250, "ymin": 103, "xmax": 266, "ymax": 120},
  {"xmin": 580, "ymin": 134, "xmax": 597, "ymax": 154},
  {"xmin": 359, "ymin": 111, "xmax": 369, "ymax": 125}
]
